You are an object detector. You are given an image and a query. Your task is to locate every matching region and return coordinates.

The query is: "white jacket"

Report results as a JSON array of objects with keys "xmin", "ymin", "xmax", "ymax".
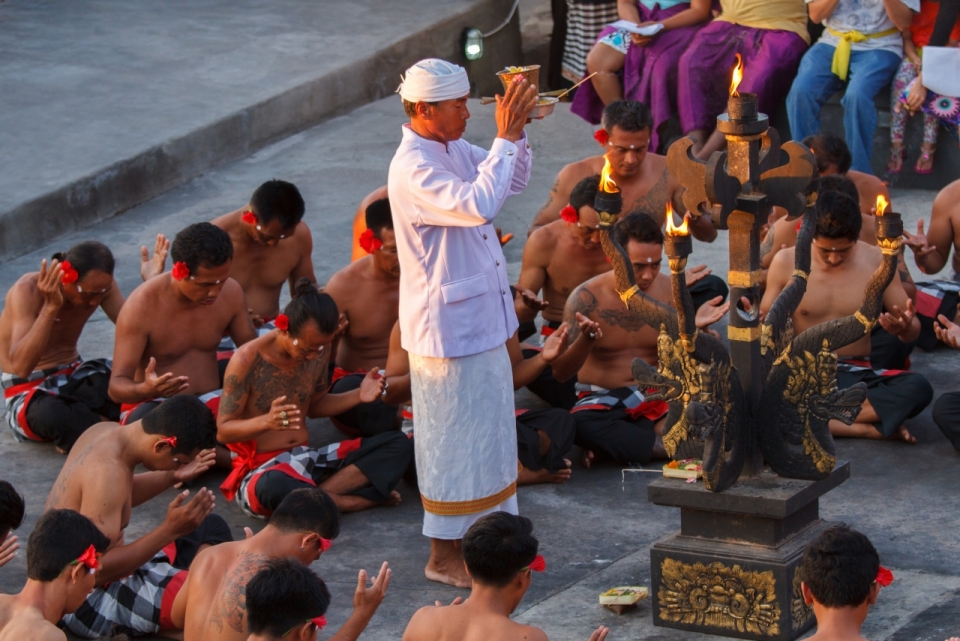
[{"xmin": 388, "ymin": 125, "xmax": 531, "ymax": 358}]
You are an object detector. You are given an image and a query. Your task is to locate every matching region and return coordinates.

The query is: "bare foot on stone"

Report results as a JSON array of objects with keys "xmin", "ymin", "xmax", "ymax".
[
  {"xmin": 383, "ymin": 490, "xmax": 402, "ymax": 505},
  {"xmin": 518, "ymin": 459, "xmax": 572, "ymax": 485},
  {"xmin": 425, "ymin": 558, "xmax": 472, "ymax": 589},
  {"xmin": 892, "ymin": 426, "xmax": 917, "ymax": 444},
  {"xmin": 581, "ymin": 449, "xmax": 595, "ymax": 469}
]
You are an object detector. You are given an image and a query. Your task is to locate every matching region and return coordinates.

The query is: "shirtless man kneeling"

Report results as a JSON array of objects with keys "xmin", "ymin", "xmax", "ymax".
[
  {"xmin": 1, "ymin": 239, "xmax": 167, "ymax": 451},
  {"xmin": 762, "ymin": 191, "xmax": 932, "ymax": 442},
  {"xmin": 172, "ymin": 488, "xmax": 389, "ymax": 641},
  {"xmin": 218, "ymin": 280, "xmax": 412, "ymax": 516},
  {"xmin": 527, "ymin": 100, "xmax": 715, "ymax": 243},
  {"xmin": 324, "ymin": 198, "xmax": 402, "ymax": 436},
  {"xmin": 110, "ymin": 223, "xmax": 257, "ymax": 434},
  {"xmin": 550, "ymin": 212, "xmax": 729, "ymax": 468},
  {"xmin": 212, "ymin": 180, "xmax": 316, "ymax": 345},
  {"xmin": 45, "ymin": 395, "xmax": 232, "ymax": 638},
  {"xmin": 0, "ymin": 509, "xmax": 109, "ymax": 641},
  {"xmin": 402, "ymin": 513, "xmax": 609, "ymax": 641}
]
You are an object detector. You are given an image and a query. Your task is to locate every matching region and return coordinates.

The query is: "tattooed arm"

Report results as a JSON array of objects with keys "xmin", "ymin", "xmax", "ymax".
[
  {"xmin": 549, "ymin": 286, "xmax": 602, "ymax": 382},
  {"xmin": 527, "ymin": 164, "xmax": 581, "ymax": 235},
  {"xmin": 217, "ymin": 349, "xmax": 301, "ymax": 443}
]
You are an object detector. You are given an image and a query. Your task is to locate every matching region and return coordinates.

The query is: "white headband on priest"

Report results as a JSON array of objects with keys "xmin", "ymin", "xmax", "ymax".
[{"xmin": 397, "ymin": 58, "xmax": 471, "ymax": 103}]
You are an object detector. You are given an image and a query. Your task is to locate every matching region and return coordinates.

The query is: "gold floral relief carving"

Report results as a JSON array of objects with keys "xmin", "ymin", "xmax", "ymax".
[{"xmin": 658, "ymin": 558, "xmax": 781, "ymax": 636}]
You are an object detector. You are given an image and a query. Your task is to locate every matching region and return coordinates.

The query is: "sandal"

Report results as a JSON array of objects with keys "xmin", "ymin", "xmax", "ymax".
[
  {"xmin": 914, "ymin": 145, "xmax": 936, "ymax": 174},
  {"xmin": 887, "ymin": 144, "xmax": 905, "ymax": 174}
]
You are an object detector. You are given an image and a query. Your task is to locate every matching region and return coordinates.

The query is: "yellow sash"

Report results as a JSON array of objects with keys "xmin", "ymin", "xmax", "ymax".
[{"xmin": 827, "ymin": 27, "xmax": 900, "ymax": 81}]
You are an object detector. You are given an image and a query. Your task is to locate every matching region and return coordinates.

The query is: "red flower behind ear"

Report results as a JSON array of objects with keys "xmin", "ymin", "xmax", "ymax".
[
  {"xmin": 594, "ymin": 129, "xmax": 609, "ymax": 145},
  {"xmin": 158, "ymin": 436, "xmax": 178, "ymax": 449},
  {"xmin": 560, "ymin": 205, "xmax": 579, "ymax": 224},
  {"xmin": 359, "ymin": 229, "xmax": 383, "ymax": 254},
  {"xmin": 875, "ymin": 566, "xmax": 894, "ymax": 587},
  {"xmin": 171, "ymin": 262, "xmax": 190, "ymax": 281},
  {"xmin": 311, "ymin": 615, "xmax": 327, "ymax": 630},
  {"xmin": 241, "ymin": 211, "xmax": 257, "ymax": 225},
  {"xmin": 60, "ymin": 261, "xmax": 79, "ymax": 285},
  {"xmin": 320, "ymin": 537, "xmax": 333, "ymax": 552},
  {"xmin": 525, "ymin": 555, "xmax": 546, "ymax": 572},
  {"xmin": 74, "ymin": 545, "xmax": 100, "ymax": 572},
  {"xmin": 275, "ymin": 314, "xmax": 290, "ymax": 331}
]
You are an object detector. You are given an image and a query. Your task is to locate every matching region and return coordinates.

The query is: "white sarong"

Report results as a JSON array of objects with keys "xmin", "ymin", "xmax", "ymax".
[{"xmin": 410, "ymin": 343, "xmax": 517, "ymax": 539}]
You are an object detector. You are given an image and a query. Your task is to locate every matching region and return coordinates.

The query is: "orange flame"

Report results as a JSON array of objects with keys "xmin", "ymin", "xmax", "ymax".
[
  {"xmin": 729, "ymin": 54, "xmax": 744, "ymax": 97},
  {"xmin": 665, "ymin": 204, "xmax": 690, "ymax": 236},
  {"xmin": 875, "ymin": 194, "xmax": 888, "ymax": 216},
  {"xmin": 600, "ymin": 157, "xmax": 618, "ymax": 193}
]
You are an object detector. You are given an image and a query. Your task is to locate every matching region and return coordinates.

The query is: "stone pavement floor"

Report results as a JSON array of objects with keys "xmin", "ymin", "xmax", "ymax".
[{"xmin": 1, "ymin": 100, "xmax": 958, "ymax": 640}]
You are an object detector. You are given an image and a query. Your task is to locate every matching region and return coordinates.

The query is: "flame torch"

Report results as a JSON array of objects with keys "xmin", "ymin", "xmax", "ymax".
[
  {"xmin": 594, "ymin": 158, "xmax": 623, "ymax": 227},
  {"xmin": 664, "ymin": 204, "xmax": 693, "ymax": 268},
  {"xmin": 874, "ymin": 194, "xmax": 903, "ymax": 242}
]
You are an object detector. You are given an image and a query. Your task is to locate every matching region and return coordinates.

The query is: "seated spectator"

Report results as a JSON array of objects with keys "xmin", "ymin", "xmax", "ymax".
[
  {"xmin": 0, "ymin": 509, "xmax": 110, "ymax": 641},
  {"xmin": 571, "ymin": 0, "xmax": 713, "ymax": 154},
  {"xmin": 903, "ymin": 178, "xmax": 960, "ymax": 349},
  {"xmin": 0, "ymin": 481, "xmax": 24, "ymax": 569},
  {"xmin": 888, "ymin": 0, "xmax": 960, "ymax": 174},
  {"xmin": 1, "ymin": 239, "xmax": 166, "ymax": 452},
  {"xmin": 677, "ymin": 0, "xmax": 810, "ymax": 160},
  {"xmin": 806, "ymin": 134, "xmax": 892, "ymax": 217},
  {"xmin": 401, "ymin": 512, "xmax": 609, "ymax": 641},
  {"xmin": 245, "ymin": 558, "xmax": 331, "ymax": 641},
  {"xmin": 787, "ymin": 0, "xmax": 918, "ymax": 174},
  {"xmin": 561, "ymin": 1, "xmax": 620, "ymax": 85},
  {"xmin": 800, "ymin": 525, "xmax": 890, "ymax": 641},
  {"xmin": 762, "ymin": 191, "xmax": 933, "ymax": 442}
]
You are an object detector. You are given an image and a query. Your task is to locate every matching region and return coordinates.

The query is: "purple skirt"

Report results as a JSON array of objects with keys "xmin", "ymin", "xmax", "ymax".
[
  {"xmin": 570, "ymin": 3, "xmax": 708, "ymax": 153},
  {"xmin": 677, "ymin": 21, "xmax": 808, "ymax": 133}
]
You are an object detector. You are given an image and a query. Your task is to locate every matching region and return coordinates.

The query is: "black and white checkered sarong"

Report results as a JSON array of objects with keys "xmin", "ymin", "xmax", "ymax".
[{"xmin": 60, "ymin": 548, "xmax": 185, "ymax": 638}]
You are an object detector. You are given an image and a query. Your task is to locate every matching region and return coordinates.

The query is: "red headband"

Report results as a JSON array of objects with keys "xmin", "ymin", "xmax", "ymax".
[
  {"xmin": 71, "ymin": 544, "xmax": 100, "ymax": 572},
  {"xmin": 359, "ymin": 229, "xmax": 383, "ymax": 254},
  {"xmin": 275, "ymin": 313, "xmax": 290, "ymax": 331},
  {"xmin": 171, "ymin": 262, "xmax": 190, "ymax": 281},
  {"xmin": 524, "ymin": 555, "xmax": 546, "ymax": 572},
  {"xmin": 241, "ymin": 211, "xmax": 257, "ymax": 225},
  {"xmin": 60, "ymin": 261, "xmax": 80, "ymax": 285},
  {"xmin": 560, "ymin": 205, "xmax": 578, "ymax": 224}
]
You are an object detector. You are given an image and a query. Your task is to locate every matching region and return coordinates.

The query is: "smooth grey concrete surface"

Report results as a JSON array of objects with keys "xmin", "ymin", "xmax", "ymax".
[
  {"xmin": 1, "ymin": 100, "xmax": 959, "ymax": 641},
  {"xmin": 0, "ymin": 0, "xmax": 523, "ymax": 263}
]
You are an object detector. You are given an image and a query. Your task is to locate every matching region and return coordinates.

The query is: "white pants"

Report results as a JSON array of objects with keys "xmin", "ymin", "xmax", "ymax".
[{"xmin": 410, "ymin": 343, "xmax": 518, "ymax": 540}]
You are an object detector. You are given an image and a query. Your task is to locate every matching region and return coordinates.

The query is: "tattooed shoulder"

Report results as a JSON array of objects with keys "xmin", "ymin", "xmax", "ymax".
[
  {"xmin": 211, "ymin": 550, "xmax": 269, "ymax": 634},
  {"xmin": 564, "ymin": 287, "xmax": 599, "ymax": 340}
]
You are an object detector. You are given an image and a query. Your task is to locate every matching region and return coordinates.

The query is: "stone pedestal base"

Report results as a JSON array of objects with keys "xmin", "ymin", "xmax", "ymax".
[{"xmin": 648, "ymin": 462, "xmax": 850, "ymax": 641}]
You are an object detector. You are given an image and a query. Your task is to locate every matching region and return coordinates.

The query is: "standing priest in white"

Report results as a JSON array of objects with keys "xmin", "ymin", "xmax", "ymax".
[{"xmin": 389, "ymin": 58, "xmax": 537, "ymax": 587}]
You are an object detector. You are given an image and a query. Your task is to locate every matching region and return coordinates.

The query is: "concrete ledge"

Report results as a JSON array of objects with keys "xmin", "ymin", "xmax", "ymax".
[{"xmin": 0, "ymin": 0, "xmax": 521, "ymax": 263}]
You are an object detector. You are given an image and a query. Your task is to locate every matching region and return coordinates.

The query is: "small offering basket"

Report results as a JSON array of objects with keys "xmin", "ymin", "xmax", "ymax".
[{"xmin": 496, "ymin": 64, "xmax": 540, "ymax": 91}]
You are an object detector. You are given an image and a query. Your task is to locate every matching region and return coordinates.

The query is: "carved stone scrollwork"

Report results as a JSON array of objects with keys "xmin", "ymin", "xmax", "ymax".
[
  {"xmin": 658, "ymin": 558, "xmax": 781, "ymax": 636},
  {"xmin": 791, "ymin": 567, "xmax": 813, "ymax": 631}
]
